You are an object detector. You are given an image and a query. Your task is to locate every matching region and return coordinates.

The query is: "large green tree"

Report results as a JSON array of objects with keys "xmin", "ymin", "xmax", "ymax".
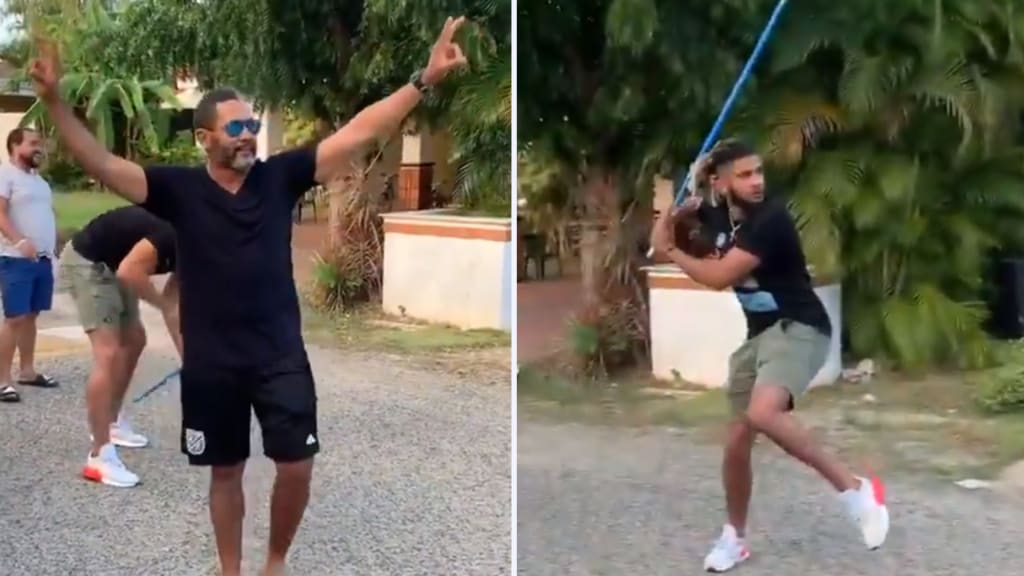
[
  {"xmin": 517, "ymin": 0, "xmax": 778, "ymax": 373},
  {"xmin": 7, "ymin": 0, "xmax": 182, "ymax": 156},
  {"xmin": 739, "ymin": 0, "xmax": 1024, "ymax": 370},
  {"xmin": 521, "ymin": 0, "xmax": 1024, "ymax": 374}
]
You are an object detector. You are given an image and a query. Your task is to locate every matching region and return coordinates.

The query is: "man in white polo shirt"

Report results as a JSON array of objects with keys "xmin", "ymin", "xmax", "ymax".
[{"xmin": 0, "ymin": 127, "xmax": 59, "ymax": 403}]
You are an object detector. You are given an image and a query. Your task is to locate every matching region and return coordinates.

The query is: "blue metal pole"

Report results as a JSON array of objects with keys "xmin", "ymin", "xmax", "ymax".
[
  {"xmin": 132, "ymin": 367, "xmax": 181, "ymax": 403},
  {"xmin": 670, "ymin": 0, "xmax": 790, "ymax": 207}
]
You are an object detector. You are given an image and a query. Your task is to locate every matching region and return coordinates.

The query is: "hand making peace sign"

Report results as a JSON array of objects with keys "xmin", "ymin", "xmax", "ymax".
[{"xmin": 423, "ymin": 16, "xmax": 470, "ymax": 86}]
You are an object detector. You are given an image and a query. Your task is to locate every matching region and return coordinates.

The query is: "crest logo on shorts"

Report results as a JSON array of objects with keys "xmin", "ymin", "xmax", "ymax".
[{"xmin": 185, "ymin": 428, "xmax": 206, "ymax": 456}]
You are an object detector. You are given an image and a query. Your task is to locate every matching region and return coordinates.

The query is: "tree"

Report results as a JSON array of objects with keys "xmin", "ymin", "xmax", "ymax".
[
  {"xmin": 9, "ymin": 0, "xmax": 182, "ymax": 157},
  {"xmin": 517, "ymin": 0, "xmax": 778, "ymax": 374},
  {"xmin": 739, "ymin": 0, "xmax": 1024, "ymax": 370}
]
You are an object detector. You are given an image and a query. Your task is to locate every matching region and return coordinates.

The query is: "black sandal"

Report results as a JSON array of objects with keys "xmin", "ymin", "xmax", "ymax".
[
  {"xmin": 0, "ymin": 385, "xmax": 20, "ymax": 402},
  {"xmin": 17, "ymin": 374, "xmax": 59, "ymax": 388}
]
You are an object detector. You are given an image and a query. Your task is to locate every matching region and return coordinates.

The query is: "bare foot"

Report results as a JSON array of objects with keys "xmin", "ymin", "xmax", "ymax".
[{"xmin": 261, "ymin": 563, "xmax": 287, "ymax": 576}]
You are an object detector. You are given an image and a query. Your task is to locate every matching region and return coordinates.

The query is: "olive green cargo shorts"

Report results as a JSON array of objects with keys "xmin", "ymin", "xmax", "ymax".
[
  {"xmin": 727, "ymin": 320, "xmax": 830, "ymax": 414},
  {"xmin": 57, "ymin": 245, "xmax": 140, "ymax": 331}
]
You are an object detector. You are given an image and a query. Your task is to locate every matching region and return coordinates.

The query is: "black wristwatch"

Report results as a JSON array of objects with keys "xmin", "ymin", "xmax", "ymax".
[{"xmin": 410, "ymin": 68, "xmax": 429, "ymax": 93}]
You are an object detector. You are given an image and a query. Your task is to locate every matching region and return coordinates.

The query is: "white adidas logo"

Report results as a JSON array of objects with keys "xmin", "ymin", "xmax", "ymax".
[{"xmin": 305, "ymin": 434, "xmax": 317, "ymax": 446}]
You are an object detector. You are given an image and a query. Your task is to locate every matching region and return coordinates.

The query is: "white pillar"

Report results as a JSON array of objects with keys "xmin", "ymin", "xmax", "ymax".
[{"xmin": 257, "ymin": 107, "xmax": 285, "ymax": 159}]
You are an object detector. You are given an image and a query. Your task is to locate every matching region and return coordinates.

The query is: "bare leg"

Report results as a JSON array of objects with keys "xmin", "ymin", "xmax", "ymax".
[
  {"xmin": 746, "ymin": 384, "xmax": 858, "ymax": 492},
  {"xmin": 85, "ymin": 328, "xmax": 122, "ymax": 454},
  {"xmin": 16, "ymin": 312, "xmax": 38, "ymax": 380},
  {"xmin": 722, "ymin": 420, "xmax": 757, "ymax": 536},
  {"xmin": 264, "ymin": 458, "xmax": 314, "ymax": 575},
  {"xmin": 210, "ymin": 463, "xmax": 246, "ymax": 576},
  {"xmin": 0, "ymin": 315, "xmax": 27, "ymax": 385},
  {"xmin": 110, "ymin": 322, "xmax": 146, "ymax": 419}
]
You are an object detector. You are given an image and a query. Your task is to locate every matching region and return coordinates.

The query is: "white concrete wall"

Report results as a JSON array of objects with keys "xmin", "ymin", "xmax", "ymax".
[
  {"xmin": 646, "ymin": 265, "xmax": 842, "ymax": 388},
  {"xmin": 382, "ymin": 210, "xmax": 512, "ymax": 331}
]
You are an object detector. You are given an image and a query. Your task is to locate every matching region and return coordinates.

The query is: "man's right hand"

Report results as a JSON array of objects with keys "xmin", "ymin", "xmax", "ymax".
[
  {"xmin": 28, "ymin": 39, "xmax": 62, "ymax": 101},
  {"xmin": 16, "ymin": 239, "xmax": 37, "ymax": 260}
]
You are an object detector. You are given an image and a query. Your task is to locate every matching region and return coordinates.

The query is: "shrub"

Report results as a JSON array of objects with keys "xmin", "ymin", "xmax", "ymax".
[
  {"xmin": 973, "ymin": 342, "xmax": 1024, "ymax": 414},
  {"xmin": 307, "ymin": 240, "xmax": 382, "ymax": 314},
  {"xmin": 568, "ymin": 294, "xmax": 647, "ymax": 380},
  {"xmin": 139, "ymin": 131, "xmax": 204, "ymax": 166}
]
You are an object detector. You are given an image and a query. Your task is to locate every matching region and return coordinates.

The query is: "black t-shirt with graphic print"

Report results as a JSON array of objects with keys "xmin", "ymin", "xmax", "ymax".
[
  {"xmin": 71, "ymin": 205, "xmax": 176, "ymax": 275},
  {"xmin": 140, "ymin": 147, "xmax": 318, "ymax": 369},
  {"xmin": 696, "ymin": 197, "xmax": 831, "ymax": 339}
]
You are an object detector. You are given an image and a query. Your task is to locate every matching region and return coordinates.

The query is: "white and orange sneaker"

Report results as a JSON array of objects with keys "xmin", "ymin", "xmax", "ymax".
[
  {"xmin": 110, "ymin": 415, "xmax": 149, "ymax": 448},
  {"xmin": 82, "ymin": 444, "xmax": 140, "ymax": 488},
  {"xmin": 840, "ymin": 475, "xmax": 889, "ymax": 550},
  {"xmin": 90, "ymin": 414, "xmax": 150, "ymax": 449},
  {"xmin": 703, "ymin": 524, "xmax": 750, "ymax": 572}
]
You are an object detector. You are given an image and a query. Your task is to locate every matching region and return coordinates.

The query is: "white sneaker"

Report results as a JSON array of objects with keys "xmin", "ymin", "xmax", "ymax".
[
  {"xmin": 703, "ymin": 524, "xmax": 750, "ymax": 572},
  {"xmin": 82, "ymin": 444, "xmax": 140, "ymax": 488},
  {"xmin": 840, "ymin": 475, "xmax": 890, "ymax": 550},
  {"xmin": 110, "ymin": 418, "xmax": 149, "ymax": 449}
]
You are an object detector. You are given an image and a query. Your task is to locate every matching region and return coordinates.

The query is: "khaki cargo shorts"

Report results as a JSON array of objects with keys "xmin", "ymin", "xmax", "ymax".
[
  {"xmin": 57, "ymin": 245, "xmax": 140, "ymax": 331},
  {"xmin": 726, "ymin": 320, "xmax": 829, "ymax": 415}
]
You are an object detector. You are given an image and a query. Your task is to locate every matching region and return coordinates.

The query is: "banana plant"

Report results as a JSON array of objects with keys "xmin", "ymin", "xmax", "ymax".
[{"xmin": 21, "ymin": 74, "xmax": 181, "ymax": 156}]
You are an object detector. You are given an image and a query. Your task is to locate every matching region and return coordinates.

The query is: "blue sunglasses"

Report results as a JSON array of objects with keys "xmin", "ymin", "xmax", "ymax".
[{"xmin": 222, "ymin": 118, "xmax": 261, "ymax": 138}]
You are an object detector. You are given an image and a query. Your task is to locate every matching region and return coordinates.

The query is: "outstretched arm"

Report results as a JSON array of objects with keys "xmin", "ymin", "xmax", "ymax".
[
  {"xmin": 44, "ymin": 97, "xmax": 147, "ymax": 203},
  {"xmin": 312, "ymin": 16, "xmax": 469, "ymax": 184},
  {"xmin": 314, "ymin": 85, "xmax": 423, "ymax": 184},
  {"xmin": 29, "ymin": 41, "xmax": 147, "ymax": 204}
]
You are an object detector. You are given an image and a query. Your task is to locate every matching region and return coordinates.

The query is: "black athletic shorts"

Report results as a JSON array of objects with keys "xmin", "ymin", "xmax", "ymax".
[{"xmin": 179, "ymin": 351, "xmax": 320, "ymax": 466}]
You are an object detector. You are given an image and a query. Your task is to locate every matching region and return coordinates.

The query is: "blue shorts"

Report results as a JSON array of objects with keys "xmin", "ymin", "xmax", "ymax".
[{"xmin": 0, "ymin": 256, "xmax": 54, "ymax": 318}]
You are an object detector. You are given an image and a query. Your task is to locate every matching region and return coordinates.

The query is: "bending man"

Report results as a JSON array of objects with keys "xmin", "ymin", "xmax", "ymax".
[
  {"xmin": 59, "ymin": 205, "xmax": 181, "ymax": 488},
  {"xmin": 650, "ymin": 139, "xmax": 889, "ymax": 573}
]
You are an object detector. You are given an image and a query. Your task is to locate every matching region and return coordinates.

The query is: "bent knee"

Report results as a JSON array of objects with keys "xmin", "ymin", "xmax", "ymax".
[{"xmin": 745, "ymin": 383, "xmax": 793, "ymax": 430}]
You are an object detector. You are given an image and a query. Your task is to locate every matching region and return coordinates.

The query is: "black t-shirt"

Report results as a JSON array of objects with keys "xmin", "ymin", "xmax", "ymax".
[
  {"xmin": 697, "ymin": 197, "xmax": 831, "ymax": 339},
  {"xmin": 141, "ymin": 147, "xmax": 317, "ymax": 369},
  {"xmin": 71, "ymin": 205, "xmax": 176, "ymax": 274}
]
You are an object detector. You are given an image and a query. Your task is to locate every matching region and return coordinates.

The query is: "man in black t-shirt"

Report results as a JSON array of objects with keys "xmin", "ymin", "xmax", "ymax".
[
  {"xmin": 30, "ymin": 16, "xmax": 468, "ymax": 576},
  {"xmin": 58, "ymin": 205, "xmax": 181, "ymax": 489},
  {"xmin": 650, "ymin": 140, "xmax": 889, "ymax": 571}
]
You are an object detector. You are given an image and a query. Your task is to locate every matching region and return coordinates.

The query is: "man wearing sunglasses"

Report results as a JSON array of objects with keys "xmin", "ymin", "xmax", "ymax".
[{"xmin": 29, "ymin": 16, "xmax": 468, "ymax": 576}]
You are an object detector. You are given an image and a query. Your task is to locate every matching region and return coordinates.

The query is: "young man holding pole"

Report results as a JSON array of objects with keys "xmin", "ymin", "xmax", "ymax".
[{"xmin": 650, "ymin": 139, "xmax": 889, "ymax": 572}]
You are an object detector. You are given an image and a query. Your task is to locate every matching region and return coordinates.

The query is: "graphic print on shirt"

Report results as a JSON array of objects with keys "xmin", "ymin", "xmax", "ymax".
[{"xmin": 734, "ymin": 276, "xmax": 779, "ymax": 312}]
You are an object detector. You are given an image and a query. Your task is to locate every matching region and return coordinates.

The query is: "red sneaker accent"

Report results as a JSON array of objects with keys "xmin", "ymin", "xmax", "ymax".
[
  {"xmin": 870, "ymin": 476, "xmax": 886, "ymax": 505},
  {"xmin": 82, "ymin": 465, "xmax": 102, "ymax": 483}
]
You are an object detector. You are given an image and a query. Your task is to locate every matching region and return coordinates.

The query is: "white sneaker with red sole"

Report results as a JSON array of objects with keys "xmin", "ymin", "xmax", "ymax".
[
  {"xmin": 82, "ymin": 444, "xmax": 140, "ymax": 488},
  {"xmin": 703, "ymin": 524, "xmax": 751, "ymax": 572}
]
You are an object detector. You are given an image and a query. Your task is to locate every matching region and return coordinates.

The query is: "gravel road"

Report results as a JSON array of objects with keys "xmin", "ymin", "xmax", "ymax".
[
  {"xmin": 517, "ymin": 421, "xmax": 1024, "ymax": 575},
  {"xmin": 1, "ymin": 296, "xmax": 511, "ymax": 576}
]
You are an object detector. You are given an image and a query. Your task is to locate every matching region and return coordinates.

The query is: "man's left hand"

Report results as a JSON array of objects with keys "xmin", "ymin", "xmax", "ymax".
[{"xmin": 423, "ymin": 16, "xmax": 470, "ymax": 86}]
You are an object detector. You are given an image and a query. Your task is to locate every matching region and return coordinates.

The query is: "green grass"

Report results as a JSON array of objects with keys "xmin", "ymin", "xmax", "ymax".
[
  {"xmin": 53, "ymin": 190, "xmax": 129, "ymax": 231},
  {"xmin": 302, "ymin": 302, "xmax": 509, "ymax": 354},
  {"xmin": 518, "ymin": 362, "xmax": 1024, "ymax": 478}
]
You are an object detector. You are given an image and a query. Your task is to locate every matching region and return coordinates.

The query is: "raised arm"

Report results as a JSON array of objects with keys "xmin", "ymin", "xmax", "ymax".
[
  {"xmin": 313, "ymin": 16, "xmax": 469, "ymax": 184},
  {"xmin": 28, "ymin": 41, "xmax": 147, "ymax": 204}
]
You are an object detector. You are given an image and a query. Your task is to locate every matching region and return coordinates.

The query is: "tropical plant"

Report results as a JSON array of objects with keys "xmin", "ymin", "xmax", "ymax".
[
  {"xmin": 737, "ymin": 0, "xmax": 1024, "ymax": 370},
  {"xmin": 437, "ymin": 0, "xmax": 511, "ymax": 216},
  {"xmin": 518, "ymin": 0, "xmax": 776, "ymax": 373},
  {"xmin": 9, "ymin": 0, "xmax": 183, "ymax": 156}
]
